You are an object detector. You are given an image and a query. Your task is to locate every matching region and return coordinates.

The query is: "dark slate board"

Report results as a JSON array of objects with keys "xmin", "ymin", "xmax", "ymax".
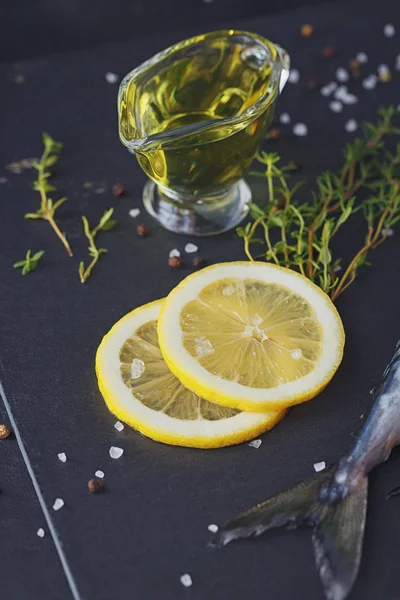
[{"xmin": 1, "ymin": 0, "xmax": 400, "ymax": 599}]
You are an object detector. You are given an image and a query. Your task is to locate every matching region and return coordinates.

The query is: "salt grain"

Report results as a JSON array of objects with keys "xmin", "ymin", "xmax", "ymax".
[
  {"xmin": 114, "ymin": 421, "xmax": 124, "ymax": 432},
  {"xmin": 288, "ymin": 69, "xmax": 300, "ymax": 84},
  {"xmin": 382, "ymin": 228, "xmax": 394, "ymax": 237},
  {"xmin": 378, "ymin": 64, "xmax": 390, "ymax": 74},
  {"xmin": 320, "ymin": 82, "xmax": 338, "ymax": 96},
  {"xmin": 333, "ymin": 264, "xmax": 342, "ymax": 272},
  {"xmin": 362, "ymin": 75, "xmax": 377, "ymax": 90},
  {"xmin": 313, "ymin": 461, "xmax": 326, "ymax": 472},
  {"xmin": 105, "ymin": 72, "xmax": 118, "ymax": 84},
  {"xmin": 52, "ymin": 498, "xmax": 64, "ymax": 511},
  {"xmin": 293, "ymin": 123, "xmax": 308, "ymax": 137},
  {"xmin": 396, "ymin": 55, "xmax": 400, "ymax": 72},
  {"xmin": 334, "ymin": 86, "xmax": 358, "ymax": 105},
  {"xmin": 249, "ymin": 439, "xmax": 262, "ymax": 449},
  {"xmin": 345, "ymin": 119, "xmax": 358, "ymax": 133},
  {"xmin": 180, "ymin": 574, "xmax": 193, "ymax": 587},
  {"xmin": 58, "ymin": 452, "xmax": 67, "ymax": 463},
  {"xmin": 279, "ymin": 113, "xmax": 291, "ymax": 124},
  {"xmin": 185, "ymin": 243, "xmax": 198, "ymax": 253},
  {"xmin": 336, "ymin": 67, "xmax": 349, "ymax": 82},
  {"xmin": 37, "ymin": 528, "xmax": 45, "ymax": 538},
  {"xmin": 291, "ymin": 349, "xmax": 302, "ymax": 360},
  {"xmin": 329, "ymin": 100, "xmax": 343, "ymax": 113},
  {"xmin": 356, "ymin": 52, "xmax": 368, "ymax": 64},
  {"xmin": 195, "ymin": 339, "xmax": 214, "ymax": 357},
  {"xmin": 169, "ymin": 248, "xmax": 180, "ymax": 258},
  {"xmin": 252, "ymin": 314, "xmax": 262, "ymax": 326},
  {"xmin": 383, "ymin": 24, "xmax": 395, "ymax": 38},
  {"xmin": 208, "ymin": 524, "xmax": 219, "ymax": 533},
  {"xmin": 129, "ymin": 208, "xmax": 141, "ymax": 218},
  {"xmin": 95, "ymin": 470, "xmax": 105, "ymax": 479},
  {"xmin": 131, "ymin": 358, "xmax": 145, "ymax": 379},
  {"xmin": 109, "ymin": 446, "xmax": 124, "ymax": 459},
  {"xmin": 222, "ymin": 285, "xmax": 234, "ymax": 296}
]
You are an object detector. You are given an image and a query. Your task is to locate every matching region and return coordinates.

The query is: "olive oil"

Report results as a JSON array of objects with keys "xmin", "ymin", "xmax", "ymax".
[{"xmin": 119, "ymin": 32, "xmax": 278, "ymax": 198}]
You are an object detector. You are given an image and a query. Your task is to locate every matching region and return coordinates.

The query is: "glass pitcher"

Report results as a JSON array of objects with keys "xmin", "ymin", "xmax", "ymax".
[{"xmin": 118, "ymin": 30, "xmax": 290, "ymax": 236}]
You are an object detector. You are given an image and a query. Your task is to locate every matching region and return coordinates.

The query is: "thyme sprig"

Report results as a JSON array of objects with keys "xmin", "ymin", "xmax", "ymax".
[
  {"xmin": 25, "ymin": 133, "xmax": 73, "ymax": 257},
  {"xmin": 239, "ymin": 106, "xmax": 400, "ymax": 301},
  {"xmin": 79, "ymin": 208, "xmax": 116, "ymax": 283},
  {"xmin": 13, "ymin": 250, "xmax": 45, "ymax": 275}
]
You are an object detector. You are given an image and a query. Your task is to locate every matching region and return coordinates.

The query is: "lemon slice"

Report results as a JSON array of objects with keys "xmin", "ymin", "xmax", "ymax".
[
  {"xmin": 95, "ymin": 299, "xmax": 285, "ymax": 448},
  {"xmin": 158, "ymin": 262, "xmax": 345, "ymax": 412}
]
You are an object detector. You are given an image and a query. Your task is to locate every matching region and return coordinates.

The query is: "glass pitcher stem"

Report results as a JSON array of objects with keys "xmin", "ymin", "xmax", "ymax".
[{"xmin": 142, "ymin": 179, "xmax": 251, "ymax": 236}]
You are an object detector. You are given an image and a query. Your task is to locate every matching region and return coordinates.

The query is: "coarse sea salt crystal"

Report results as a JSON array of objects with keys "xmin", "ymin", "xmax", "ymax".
[
  {"xmin": 341, "ymin": 93, "xmax": 358, "ymax": 105},
  {"xmin": 195, "ymin": 339, "xmax": 214, "ymax": 357},
  {"xmin": 279, "ymin": 112, "xmax": 291, "ymax": 124},
  {"xmin": 37, "ymin": 528, "xmax": 45, "ymax": 538},
  {"xmin": 345, "ymin": 119, "xmax": 358, "ymax": 132},
  {"xmin": 249, "ymin": 439, "xmax": 262, "ymax": 449},
  {"xmin": 320, "ymin": 82, "xmax": 338, "ymax": 97},
  {"xmin": 382, "ymin": 228, "xmax": 394, "ymax": 237},
  {"xmin": 222, "ymin": 285, "xmax": 234, "ymax": 296},
  {"xmin": 293, "ymin": 123, "xmax": 308, "ymax": 137},
  {"xmin": 334, "ymin": 86, "xmax": 358, "ymax": 105},
  {"xmin": 129, "ymin": 208, "xmax": 140, "ymax": 218},
  {"xmin": 58, "ymin": 452, "xmax": 67, "ymax": 463},
  {"xmin": 383, "ymin": 23, "xmax": 395, "ymax": 38},
  {"xmin": 334, "ymin": 264, "xmax": 342, "ymax": 272},
  {"xmin": 336, "ymin": 67, "xmax": 349, "ymax": 82},
  {"xmin": 356, "ymin": 52, "xmax": 368, "ymax": 64},
  {"xmin": 114, "ymin": 421, "xmax": 124, "ymax": 432},
  {"xmin": 131, "ymin": 358, "xmax": 145, "ymax": 379},
  {"xmin": 208, "ymin": 524, "xmax": 219, "ymax": 533},
  {"xmin": 252, "ymin": 314, "xmax": 262, "ymax": 326},
  {"xmin": 185, "ymin": 242, "xmax": 198, "ymax": 253},
  {"xmin": 313, "ymin": 461, "xmax": 326, "ymax": 472},
  {"xmin": 288, "ymin": 68, "xmax": 300, "ymax": 83},
  {"xmin": 169, "ymin": 248, "xmax": 180, "ymax": 258},
  {"xmin": 378, "ymin": 64, "xmax": 390, "ymax": 74},
  {"xmin": 329, "ymin": 100, "xmax": 343, "ymax": 113},
  {"xmin": 109, "ymin": 446, "xmax": 124, "ymax": 459},
  {"xmin": 105, "ymin": 72, "xmax": 118, "ymax": 84},
  {"xmin": 291, "ymin": 349, "xmax": 302, "ymax": 360},
  {"xmin": 362, "ymin": 75, "xmax": 377, "ymax": 90},
  {"xmin": 53, "ymin": 498, "xmax": 64, "ymax": 511},
  {"xmin": 95, "ymin": 470, "xmax": 105, "ymax": 479},
  {"xmin": 180, "ymin": 574, "xmax": 193, "ymax": 587}
]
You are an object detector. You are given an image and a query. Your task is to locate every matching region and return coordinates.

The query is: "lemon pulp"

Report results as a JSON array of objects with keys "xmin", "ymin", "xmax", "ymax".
[
  {"xmin": 180, "ymin": 277, "xmax": 323, "ymax": 389},
  {"xmin": 119, "ymin": 319, "xmax": 240, "ymax": 421}
]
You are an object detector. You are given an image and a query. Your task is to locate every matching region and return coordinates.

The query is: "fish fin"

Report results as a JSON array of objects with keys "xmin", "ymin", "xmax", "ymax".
[
  {"xmin": 216, "ymin": 467, "xmax": 334, "ymax": 546},
  {"xmin": 215, "ymin": 469, "xmax": 368, "ymax": 600},
  {"xmin": 312, "ymin": 476, "xmax": 368, "ymax": 600}
]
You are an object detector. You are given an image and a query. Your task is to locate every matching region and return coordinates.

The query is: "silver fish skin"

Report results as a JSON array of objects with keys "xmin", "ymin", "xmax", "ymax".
[{"xmin": 214, "ymin": 342, "xmax": 400, "ymax": 600}]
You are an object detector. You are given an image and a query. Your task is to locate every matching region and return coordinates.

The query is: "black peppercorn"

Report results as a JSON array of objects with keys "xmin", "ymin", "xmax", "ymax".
[
  {"xmin": 88, "ymin": 478, "xmax": 103, "ymax": 493},
  {"xmin": 169, "ymin": 256, "xmax": 182, "ymax": 268},
  {"xmin": 136, "ymin": 224, "xmax": 149, "ymax": 238}
]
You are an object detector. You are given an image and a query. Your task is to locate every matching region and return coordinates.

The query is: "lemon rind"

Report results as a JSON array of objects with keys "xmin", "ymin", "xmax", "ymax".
[
  {"xmin": 95, "ymin": 299, "xmax": 286, "ymax": 448},
  {"xmin": 158, "ymin": 262, "xmax": 345, "ymax": 412}
]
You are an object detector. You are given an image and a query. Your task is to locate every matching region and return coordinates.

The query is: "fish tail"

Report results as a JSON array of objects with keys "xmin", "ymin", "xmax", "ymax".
[{"xmin": 215, "ymin": 467, "xmax": 368, "ymax": 600}]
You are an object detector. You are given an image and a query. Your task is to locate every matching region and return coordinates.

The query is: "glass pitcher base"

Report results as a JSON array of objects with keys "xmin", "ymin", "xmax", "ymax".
[{"xmin": 142, "ymin": 179, "xmax": 250, "ymax": 236}]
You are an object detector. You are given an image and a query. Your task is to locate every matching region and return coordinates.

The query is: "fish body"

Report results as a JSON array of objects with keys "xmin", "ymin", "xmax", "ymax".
[{"xmin": 215, "ymin": 343, "xmax": 400, "ymax": 600}]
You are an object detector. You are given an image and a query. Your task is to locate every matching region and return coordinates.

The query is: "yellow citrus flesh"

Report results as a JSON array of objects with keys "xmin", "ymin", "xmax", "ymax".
[
  {"xmin": 96, "ymin": 299, "xmax": 286, "ymax": 449},
  {"xmin": 158, "ymin": 262, "xmax": 345, "ymax": 412}
]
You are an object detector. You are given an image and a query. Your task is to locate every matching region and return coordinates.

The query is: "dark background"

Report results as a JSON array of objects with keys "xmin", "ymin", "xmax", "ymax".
[
  {"xmin": 2, "ymin": 0, "xmax": 324, "ymax": 61},
  {"xmin": 1, "ymin": 1, "xmax": 400, "ymax": 600}
]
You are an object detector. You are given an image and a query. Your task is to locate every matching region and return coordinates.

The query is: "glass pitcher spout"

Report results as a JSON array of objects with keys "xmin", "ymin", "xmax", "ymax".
[{"xmin": 118, "ymin": 30, "xmax": 290, "ymax": 235}]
